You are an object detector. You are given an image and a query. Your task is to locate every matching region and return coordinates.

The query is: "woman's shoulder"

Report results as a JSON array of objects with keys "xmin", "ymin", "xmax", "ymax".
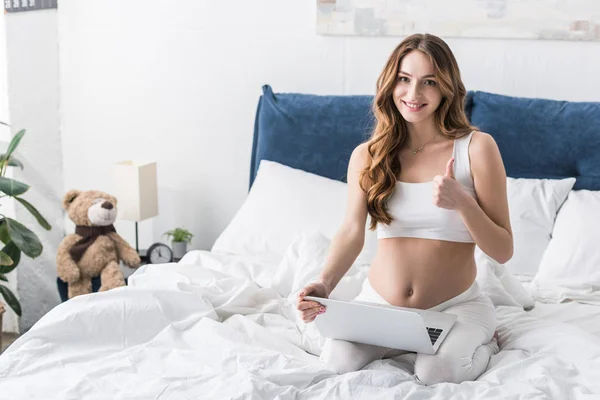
[
  {"xmin": 352, "ymin": 142, "xmax": 370, "ymax": 155},
  {"xmin": 468, "ymin": 131, "xmax": 503, "ymax": 172},
  {"xmin": 469, "ymin": 131, "xmax": 499, "ymax": 154},
  {"xmin": 350, "ymin": 142, "xmax": 370, "ymax": 166}
]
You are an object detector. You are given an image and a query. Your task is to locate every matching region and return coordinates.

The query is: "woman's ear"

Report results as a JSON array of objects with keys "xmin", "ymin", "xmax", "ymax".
[{"xmin": 62, "ymin": 190, "xmax": 81, "ymax": 210}]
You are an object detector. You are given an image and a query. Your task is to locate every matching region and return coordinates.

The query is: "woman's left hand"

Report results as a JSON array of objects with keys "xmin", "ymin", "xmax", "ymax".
[{"xmin": 432, "ymin": 158, "xmax": 471, "ymax": 211}]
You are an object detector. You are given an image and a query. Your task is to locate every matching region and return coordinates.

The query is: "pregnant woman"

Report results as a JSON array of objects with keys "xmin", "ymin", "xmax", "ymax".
[{"xmin": 297, "ymin": 33, "xmax": 512, "ymax": 385}]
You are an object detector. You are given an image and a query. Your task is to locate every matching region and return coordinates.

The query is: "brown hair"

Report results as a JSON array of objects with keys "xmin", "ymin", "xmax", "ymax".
[{"xmin": 360, "ymin": 33, "xmax": 476, "ymax": 230}]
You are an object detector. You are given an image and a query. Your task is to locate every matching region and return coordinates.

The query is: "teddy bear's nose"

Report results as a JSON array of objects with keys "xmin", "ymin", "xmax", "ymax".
[{"xmin": 101, "ymin": 201, "xmax": 114, "ymax": 210}]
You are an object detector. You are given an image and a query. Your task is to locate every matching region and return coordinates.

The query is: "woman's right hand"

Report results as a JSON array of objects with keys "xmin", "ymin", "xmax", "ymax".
[{"xmin": 296, "ymin": 281, "xmax": 330, "ymax": 323}]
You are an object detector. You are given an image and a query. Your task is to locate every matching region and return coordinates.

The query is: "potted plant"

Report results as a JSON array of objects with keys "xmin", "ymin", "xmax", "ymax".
[
  {"xmin": 163, "ymin": 227, "xmax": 193, "ymax": 259},
  {"xmin": 0, "ymin": 126, "xmax": 51, "ymax": 321}
]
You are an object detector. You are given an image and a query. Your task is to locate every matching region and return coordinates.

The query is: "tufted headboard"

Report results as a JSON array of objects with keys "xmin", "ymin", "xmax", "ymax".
[{"xmin": 250, "ymin": 85, "xmax": 600, "ymax": 191}]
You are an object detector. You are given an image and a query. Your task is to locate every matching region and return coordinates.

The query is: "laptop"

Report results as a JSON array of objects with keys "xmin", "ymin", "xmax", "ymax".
[{"xmin": 304, "ymin": 295, "xmax": 457, "ymax": 355}]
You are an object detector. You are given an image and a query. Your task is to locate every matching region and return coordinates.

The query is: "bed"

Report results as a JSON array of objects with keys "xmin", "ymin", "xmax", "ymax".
[{"xmin": 1, "ymin": 86, "xmax": 599, "ymax": 399}]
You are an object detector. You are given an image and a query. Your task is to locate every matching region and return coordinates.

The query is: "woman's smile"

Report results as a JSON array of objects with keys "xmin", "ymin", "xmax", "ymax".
[{"xmin": 402, "ymin": 100, "xmax": 428, "ymax": 111}]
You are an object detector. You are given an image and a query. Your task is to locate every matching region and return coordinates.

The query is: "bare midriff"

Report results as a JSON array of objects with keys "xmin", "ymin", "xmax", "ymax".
[{"xmin": 368, "ymin": 237, "xmax": 477, "ymax": 309}]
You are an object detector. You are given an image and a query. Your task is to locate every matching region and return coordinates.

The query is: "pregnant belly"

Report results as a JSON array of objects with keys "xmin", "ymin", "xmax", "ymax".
[{"xmin": 368, "ymin": 237, "xmax": 477, "ymax": 309}]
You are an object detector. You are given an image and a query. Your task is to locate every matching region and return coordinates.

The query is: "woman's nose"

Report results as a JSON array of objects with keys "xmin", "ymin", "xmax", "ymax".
[{"xmin": 407, "ymin": 82, "xmax": 421, "ymax": 99}]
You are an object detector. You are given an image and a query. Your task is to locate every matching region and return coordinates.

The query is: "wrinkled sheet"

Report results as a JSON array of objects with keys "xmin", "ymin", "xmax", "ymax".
[
  {"xmin": 527, "ymin": 301, "xmax": 600, "ymax": 339},
  {"xmin": 1, "ymin": 233, "xmax": 599, "ymax": 399}
]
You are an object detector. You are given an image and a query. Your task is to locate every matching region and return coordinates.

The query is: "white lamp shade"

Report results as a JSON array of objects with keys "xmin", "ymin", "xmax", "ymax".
[{"xmin": 114, "ymin": 160, "xmax": 158, "ymax": 222}]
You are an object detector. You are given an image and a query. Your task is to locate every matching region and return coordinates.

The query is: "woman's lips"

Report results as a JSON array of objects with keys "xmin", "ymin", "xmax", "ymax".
[{"xmin": 403, "ymin": 101, "xmax": 427, "ymax": 112}]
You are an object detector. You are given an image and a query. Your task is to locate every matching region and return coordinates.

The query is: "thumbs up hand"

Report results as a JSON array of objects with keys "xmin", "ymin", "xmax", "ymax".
[{"xmin": 432, "ymin": 157, "xmax": 468, "ymax": 211}]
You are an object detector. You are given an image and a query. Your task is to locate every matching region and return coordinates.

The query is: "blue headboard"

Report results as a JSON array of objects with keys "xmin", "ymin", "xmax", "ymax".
[
  {"xmin": 250, "ymin": 85, "xmax": 600, "ymax": 191},
  {"xmin": 250, "ymin": 85, "xmax": 374, "ymax": 186}
]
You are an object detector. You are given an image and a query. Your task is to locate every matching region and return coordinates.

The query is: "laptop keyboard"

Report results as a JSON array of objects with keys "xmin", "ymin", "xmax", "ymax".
[{"xmin": 425, "ymin": 327, "xmax": 443, "ymax": 345}]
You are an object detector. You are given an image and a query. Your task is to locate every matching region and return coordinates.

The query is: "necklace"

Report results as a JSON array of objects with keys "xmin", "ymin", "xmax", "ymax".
[{"xmin": 409, "ymin": 133, "xmax": 439, "ymax": 155}]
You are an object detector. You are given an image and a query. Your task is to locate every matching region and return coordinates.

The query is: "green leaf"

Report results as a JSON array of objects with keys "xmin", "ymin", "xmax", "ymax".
[
  {"xmin": 8, "ymin": 157, "xmax": 23, "ymax": 168},
  {"xmin": 0, "ymin": 176, "xmax": 29, "ymax": 196},
  {"xmin": 0, "ymin": 154, "xmax": 24, "ymax": 170},
  {"xmin": 5, "ymin": 129, "xmax": 25, "ymax": 159},
  {"xmin": 5, "ymin": 218, "xmax": 42, "ymax": 258},
  {"xmin": 0, "ymin": 250, "xmax": 13, "ymax": 266},
  {"xmin": 0, "ymin": 274, "xmax": 7, "ymax": 282},
  {"xmin": 0, "ymin": 242, "xmax": 20, "ymax": 273},
  {"xmin": 0, "ymin": 220, "xmax": 9, "ymax": 244},
  {"xmin": 8, "ymin": 156, "xmax": 23, "ymax": 169},
  {"xmin": 15, "ymin": 197, "xmax": 51, "ymax": 230},
  {"xmin": 0, "ymin": 284, "xmax": 21, "ymax": 316}
]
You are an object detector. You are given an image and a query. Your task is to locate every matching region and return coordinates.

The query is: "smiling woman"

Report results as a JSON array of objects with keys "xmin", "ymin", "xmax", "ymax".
[{"xmin": 297, "ymin": 33, "xmax": 511, "ymax": 385}]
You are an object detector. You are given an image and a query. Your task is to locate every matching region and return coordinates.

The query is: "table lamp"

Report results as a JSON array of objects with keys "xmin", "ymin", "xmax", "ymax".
[{"xmin": 113, "ymin": 160, "xmax": 158, "ymax": 256}]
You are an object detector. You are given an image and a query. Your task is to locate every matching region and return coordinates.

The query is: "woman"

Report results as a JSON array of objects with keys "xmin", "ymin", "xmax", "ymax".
[{"xmin": 296, "ymin": 33, "xmax": 512, "ymax": 385}]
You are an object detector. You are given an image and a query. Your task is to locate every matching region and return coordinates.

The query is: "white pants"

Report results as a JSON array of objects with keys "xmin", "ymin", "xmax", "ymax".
[{"xmin": 320, "ymin": 278, "xmax": 499, "ymax": 385}]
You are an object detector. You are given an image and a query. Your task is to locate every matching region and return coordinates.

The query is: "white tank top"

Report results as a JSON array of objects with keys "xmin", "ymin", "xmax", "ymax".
[{"xmin": 376, "ymin": 131, "xmax": 477, "ymax": 243}]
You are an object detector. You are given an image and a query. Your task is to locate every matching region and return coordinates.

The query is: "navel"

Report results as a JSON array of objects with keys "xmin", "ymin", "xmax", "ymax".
[{"xmin": 407, "ymin": 287, "xmax": 414, "ymax": 297}]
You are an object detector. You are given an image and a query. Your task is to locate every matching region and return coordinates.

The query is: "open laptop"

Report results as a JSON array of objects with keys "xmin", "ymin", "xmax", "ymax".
[{"xmin": 304, "ymin": 296, "xmax": 457, "ymax": 355}]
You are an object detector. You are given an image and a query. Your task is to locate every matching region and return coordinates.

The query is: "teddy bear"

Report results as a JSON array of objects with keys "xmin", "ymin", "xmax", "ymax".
[{"xmin": 56, "ymin": 190, "xmax": 141, "ymax": 299}]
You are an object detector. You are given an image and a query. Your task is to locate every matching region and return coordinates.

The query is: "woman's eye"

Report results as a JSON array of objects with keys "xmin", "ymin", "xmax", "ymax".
[
  {"xmin": 424, "ymin": 80, "xmax": 437, "ymax": 86},
  {"xmin": 398, "ymin": 76, "xmax": 409, "ymax": 82}
]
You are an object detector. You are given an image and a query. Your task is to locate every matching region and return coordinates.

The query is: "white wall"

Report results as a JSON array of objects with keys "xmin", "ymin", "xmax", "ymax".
[
  {"xmin": 57, "ymin": 1, "xmax": 345, "ymax": 253},
  {"xmin": 58, "ymin": 0, "xmax": 600, "ymax": 258},
  {"xmin": 5, "ymin": 9, "xmax": 62, "ymax": 333}
]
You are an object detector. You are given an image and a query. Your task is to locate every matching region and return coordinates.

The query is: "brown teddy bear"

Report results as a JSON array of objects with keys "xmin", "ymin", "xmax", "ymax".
[{"xmin": 56, "ymin": 190, "xmax": 141, "ymax": 299}]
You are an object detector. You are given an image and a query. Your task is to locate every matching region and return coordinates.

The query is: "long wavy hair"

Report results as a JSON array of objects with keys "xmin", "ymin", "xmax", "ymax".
[{"xmin": 361, "ymin": 33, "xmax": 476, "ymax": 230}]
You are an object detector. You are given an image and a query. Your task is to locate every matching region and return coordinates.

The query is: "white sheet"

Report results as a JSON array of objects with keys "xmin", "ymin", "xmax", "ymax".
[
  {"xmin": 1, "ymin": 233, "xmax": 599, "ymax": 399},
  {"xmin": 527, "ymin": 301, "xmax": 600, "ymax": 338}
]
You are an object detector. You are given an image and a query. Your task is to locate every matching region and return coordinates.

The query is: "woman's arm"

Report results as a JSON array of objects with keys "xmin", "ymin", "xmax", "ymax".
[
  {"xmin": 433, "ymin": 131, "xmax": 513, "ymax": 264},
  {"xmin": 297, "ymin": 143, "xmax": 369, "ymax": 323},
  {"xmin": 460, "ymin": 132, "xmax": 513, "ymax": 263},
  {"xmin": 318, "ymin": 143, "xmax": 370, "ymax": 293}
]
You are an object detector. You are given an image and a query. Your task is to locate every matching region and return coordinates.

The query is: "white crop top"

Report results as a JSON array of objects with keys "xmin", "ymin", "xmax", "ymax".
[{"xmin": 376, "ymin": 131, "xmax": 477, "ymax": 243}]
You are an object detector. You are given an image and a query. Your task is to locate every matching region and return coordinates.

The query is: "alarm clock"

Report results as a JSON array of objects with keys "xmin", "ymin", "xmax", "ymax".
[{"xmin": 145, "ymin": 242, "xmax": 174, "ymax": 264}]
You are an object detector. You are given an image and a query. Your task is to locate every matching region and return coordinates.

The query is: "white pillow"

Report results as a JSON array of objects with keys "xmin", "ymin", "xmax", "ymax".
[
  {"xmin": 529, "ymin": 190, "xmax": 600, "ymax": 304},
  {"xmin": 479, "ymin": 177, "xmax": 576, "ymax": 278},
  {"xmin": 212, "ymin": 160, "xmax": 378, "ymax": 266}
]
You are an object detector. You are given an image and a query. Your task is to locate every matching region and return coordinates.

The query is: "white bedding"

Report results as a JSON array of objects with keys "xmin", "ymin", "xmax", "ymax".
[
  {"xmin": 527, "ymin": 302, "xmax": 600, "ymax": 338},
  {"xmin": 1, "ymin": 233, "xmax": 599, "ymax": 399}
]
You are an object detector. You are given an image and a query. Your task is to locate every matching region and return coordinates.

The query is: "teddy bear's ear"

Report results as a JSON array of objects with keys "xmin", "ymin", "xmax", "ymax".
[{"xmin": 62, "ymin": 190, "xmax": 81, "ymax": 210}]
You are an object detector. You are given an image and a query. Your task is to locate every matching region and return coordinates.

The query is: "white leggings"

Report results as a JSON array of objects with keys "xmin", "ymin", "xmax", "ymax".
[{"xmin": 320, "ymin": 278, "xmax": 499, "ymax": 385}]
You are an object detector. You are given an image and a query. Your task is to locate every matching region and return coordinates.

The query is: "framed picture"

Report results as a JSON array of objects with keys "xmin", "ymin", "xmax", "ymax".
[
  {"xmin": 317, "ymin": 0, "xmax": 600, "ymax": 41},
  {"xmin": 4, "ymin": 0, "xmax": 57, "ymax": 13}
]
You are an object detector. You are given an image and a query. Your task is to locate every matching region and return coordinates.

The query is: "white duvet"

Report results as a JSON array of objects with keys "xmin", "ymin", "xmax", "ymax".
[{"xmin": 1, "ymin": 232, "xmax": 599, "ymax": 399}]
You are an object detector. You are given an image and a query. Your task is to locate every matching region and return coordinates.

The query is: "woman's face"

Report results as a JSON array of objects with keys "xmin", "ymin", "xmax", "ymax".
[{"xmin": 393, "ymin": 50, "xmax": 443, "ymax": 125}]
